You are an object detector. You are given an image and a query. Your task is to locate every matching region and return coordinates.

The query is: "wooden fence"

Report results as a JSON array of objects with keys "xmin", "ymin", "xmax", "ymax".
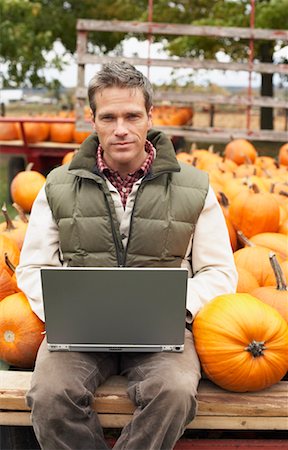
[{"xmin": 75, "ymin": 19, "xmax": 288, "ymax": 143}]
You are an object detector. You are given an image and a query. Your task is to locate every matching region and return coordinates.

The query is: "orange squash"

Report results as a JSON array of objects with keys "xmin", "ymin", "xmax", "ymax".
[
  {"xmin": 50, "ymin": 122, "xmax": 74, "ymax": 143},
  {"xmin": 193, "ymin": 293, "xmax": 288, "ymax": 392},
  {"xmin": 236, "ymin": 267, "xmax": 259, "ymax": 293},
  {"xmin": 224, "ymin": 139, "xmax": 257, "ymax": 165},
  {"xmin": 265, "ymin": 260, "xmax": 288, "ymax": 287},
  {"xmin": 251, "ymin": 253, "xmax": 288, "ymax": 323},
  {"xmin": 0, "ymin": 292, "xmax": 45, "ymax": 368},
  {"xmin": 72, "ymin": 128, "xmax": 91, "ymax": 144},
  {"xmin": 19, "ymin": 121, "xmax": 50, "ymax": 143},
  {"xmin": 10, "ymin": 164, "xmax": 46, "ymax": 213},
  {"xmin": 278, "ymin": 143, "xmax": 288, "ymax": 166},
  {"xmin": 0, "ymin": 235, "xmax": 20, "ymax": 276},
  {"xmin": 234, "ymin": 245, "xmax": 283, "ymax": 287},
  {"xmin": 0, "ymin": 264, "xmax": 18, "ymax": 301},
  {"xmin": 229, "ymin": 184, "xmax": 280, "ymax": 238},
  {"xmin": 0, "ymin": 122, "xmax": 19, "ymax": 140},
  {"xmin": 248, "ymin": 232, "xmax": 288, "ymax": 261},
  {"xmin": 0, "ymin": 204, "xmax": 28, "ymax": 250}
]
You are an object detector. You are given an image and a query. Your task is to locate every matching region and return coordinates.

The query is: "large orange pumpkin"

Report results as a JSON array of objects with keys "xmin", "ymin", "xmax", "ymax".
[
  {"xmin": 10, "ymin": 164, "xmax": 46, "ymax": 213},
  {"xmin": 0, "ymin": 292, "xmax": 45, "ymax": 368},
  {"xmin": 224, "ymin": 139, "xmax": 257, "ymax": 165},
  {"xmin": 193, "ymin": 293, "xmax": 288, "ymax": 392},
  {"xmin": 73, "ymin": 128, "xmax": 91, "ymax": 144},
  {"xmin": 0, "ymin": 204, "xmax": 28, "ymax": 250},
  {"xmin": 0, "ymin": 235, "xmax": 20, "ymax": 276},
  {"xmin": 251, "ymin": 253, "xmax": 288, "ymax": 323},
  {"xmin": 0, "ymin": 264, "xmax": 18, "ymax": 301},
  {"xmin": 19, "ymin": 121, "xmax": 50, "ymax": 143},
  {"xmin": 234, "ymin": 245, "xmax": 283, "ymax": 287},
  {"xmin": 248, "ymin": 232, "xmax": 288, "ymax": 261},
  {"xmin": 0, "ymin": 122, "xmax": 19, "ymax": 140},
  {"xmin": 229, "ymin": 184, "xmax": 280, "ymax": 238},
  {"xmin": 236, "ymin": 267, "xmax": 259, "ymax": 293},
  {"xmin": 50, "ymin": 122, "xmax": 74, "ymax": 143}
]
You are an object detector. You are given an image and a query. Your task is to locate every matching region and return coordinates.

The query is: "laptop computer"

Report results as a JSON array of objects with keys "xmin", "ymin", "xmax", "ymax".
[{"xmin": 40, "ymin": 267, "xmax": 188, "ymax": 353}]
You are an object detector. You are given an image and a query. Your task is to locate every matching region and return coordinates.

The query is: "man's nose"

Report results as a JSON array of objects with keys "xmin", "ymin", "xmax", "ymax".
[{"xmin": 114, "ymin": 119, "xmax": 128, "ymax": 136}]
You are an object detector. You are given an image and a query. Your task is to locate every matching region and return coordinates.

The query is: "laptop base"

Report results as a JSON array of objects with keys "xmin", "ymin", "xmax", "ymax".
[{"xmin": 47, "ymin": 344, "xmax": 184, "ymax": 352}]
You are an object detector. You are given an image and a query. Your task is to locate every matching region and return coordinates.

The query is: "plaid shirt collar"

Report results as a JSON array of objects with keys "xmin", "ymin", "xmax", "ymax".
[{"xmin": 96, "ymin": 140, "xmax": 155, "ymax": 208}]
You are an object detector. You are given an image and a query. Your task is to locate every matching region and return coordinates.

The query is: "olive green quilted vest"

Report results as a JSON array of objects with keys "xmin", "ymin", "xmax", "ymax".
[{"xmin": 45, "ymin": 129, "xmax": 209, "ymax": 268}]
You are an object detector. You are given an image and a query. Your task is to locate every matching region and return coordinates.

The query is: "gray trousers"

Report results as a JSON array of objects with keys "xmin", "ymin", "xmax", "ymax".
[{"xmin": 26, "ymin": 330, "xmax": 201, "ymax": 450}]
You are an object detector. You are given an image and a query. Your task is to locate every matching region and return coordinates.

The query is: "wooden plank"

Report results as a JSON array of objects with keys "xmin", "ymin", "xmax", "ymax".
[
  {"xmin": 153, "ymin": 126, "xmax": 288, "ymax": 143},
  {"xmin": 74, "ymin": 120, "xmax": 288, "ymax": 143},
  {"xmin": 76, "ymin": 20, "xmax": 288, "ymax": 41},
  {"xmin": 0, "ymin": 141, "xmax": 81, "ymax": 150},
  {"xmin": 153, "ymin": 92, "xmax": 288, "ymax": 109},
  {"xmin": 1, "ymin": 372, "xmax": 287, "ymax": 419},
  {"xmin": 76, "ymin": 54, "xmax": 288, "ymax": 76},
  {"xmin": 1, "ymin": 411, "xmax": 287, "ymax": 430},
  {"xmin": 76, "ymin": 87, "xmax": 288, "ymax": 108},
  {"xmin": 173, "ymin": 441, "xmax": 288, "ymax": 450}
]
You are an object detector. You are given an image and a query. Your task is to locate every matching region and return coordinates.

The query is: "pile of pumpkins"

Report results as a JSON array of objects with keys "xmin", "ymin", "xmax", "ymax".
[
  {"xmin": 0, "ymin": 105, "xmax": 193, "ymax": 145},
  {"xmin": 0, "ymin": 138, "xmax": 287, "ymax": 393},
  {"xmin": 177, "ymin": 140, "xmax": 288, "ymax": 392},
  {"xmin": 0, "ymin": 109, "xmax": 92, "ymax": 144}
]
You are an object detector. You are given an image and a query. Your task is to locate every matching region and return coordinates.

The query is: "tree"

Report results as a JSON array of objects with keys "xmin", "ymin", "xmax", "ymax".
[
  {"xmin": 147, "ymin": 0, "xmax": 288, "ymax": 130},
  {"xmin": 0, "ymin": 0, "xmax": 145, "ymax": 88},
  {"xmin": 1, "ymin": 0, "xmax": 287, "ymax": 129}
]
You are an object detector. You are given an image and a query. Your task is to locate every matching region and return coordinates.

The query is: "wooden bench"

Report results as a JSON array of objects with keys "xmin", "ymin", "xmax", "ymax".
[{"xmin": 1, "ymin": 371, "xmax": 287, "ymax": 431}]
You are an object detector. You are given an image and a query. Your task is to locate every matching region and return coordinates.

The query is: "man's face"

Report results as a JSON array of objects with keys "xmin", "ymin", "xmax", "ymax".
[{"xmin": 91, "ymin": 87, "xmax": 153, "ymax": 176}]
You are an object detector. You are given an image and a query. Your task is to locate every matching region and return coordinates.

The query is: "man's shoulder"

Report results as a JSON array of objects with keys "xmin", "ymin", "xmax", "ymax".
[
  {"xmin": 173, "ymin": 161, "xmax": 209, "ymax": 187},
  {"xmin": 46, "ymin": 163, "xmax": 73, "ymax": 185}
]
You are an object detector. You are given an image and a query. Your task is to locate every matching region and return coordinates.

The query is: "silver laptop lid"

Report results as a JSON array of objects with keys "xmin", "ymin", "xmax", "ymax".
[{"xmin": 41, "ymin": 267, "xmax": 188, "ymax": 352}]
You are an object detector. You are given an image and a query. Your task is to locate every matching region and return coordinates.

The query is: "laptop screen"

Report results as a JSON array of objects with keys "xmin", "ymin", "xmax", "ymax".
[{"xmin": 41, "ymin": 267, "xmax": 188, "ymax": 352}]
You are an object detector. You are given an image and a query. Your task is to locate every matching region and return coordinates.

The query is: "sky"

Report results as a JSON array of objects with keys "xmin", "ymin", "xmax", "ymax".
[{"xmin": 42, "ymin": 38, "xmax": 288, "ymax": 90}]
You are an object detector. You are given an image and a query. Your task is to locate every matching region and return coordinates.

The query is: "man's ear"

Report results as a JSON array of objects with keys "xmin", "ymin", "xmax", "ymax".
[
  {"xmin": 147, "ymin": 106, "xmax": 153, "ymax": 130},
  {"xmin": 90, "ymin": 108, "xmax": 96, "ymax": 130}
]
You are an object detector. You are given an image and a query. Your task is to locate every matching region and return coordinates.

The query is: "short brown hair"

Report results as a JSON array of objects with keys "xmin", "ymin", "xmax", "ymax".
[{"xmin": 88, "ymin": 61, "xmax": 153, "ymax": 118}]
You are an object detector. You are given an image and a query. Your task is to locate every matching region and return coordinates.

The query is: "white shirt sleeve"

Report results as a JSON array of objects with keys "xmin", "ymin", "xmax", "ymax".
[
  {"xmin": 16, "ymin": 185, "xmax": 62, "ymax": 322},
  {"xmin": 186, "ymin": 185, "xmax": 238, "ymax": 319}
]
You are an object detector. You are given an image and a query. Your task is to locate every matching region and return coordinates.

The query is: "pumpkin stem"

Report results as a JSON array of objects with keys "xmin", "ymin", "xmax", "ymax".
[
  {"xmin": 236, "ymin": 231, "xmax": 255, "ymax": 247},
  {"xmin": 1, "ymin": 203, "xmax": 16, "ymax": 231},
  {"xmin": 245, "ymin": 340, "xmax": 266, "ymax": 357},
  {"xmin": 25, "ymin": 162, "xmax": 34, "ymax": 171},
  {"xmin": 269, "ymin": 252, "xmax": 287, "ymax": 291},
  {"xmin": 192, "ymin": 156, "xmax": 198, "ymax": 167},
  {"xmin": 4, "ymin": 252, "xmax": 16, "ymax": 273},
  {"xmin": 12, "ymin": 203, "xmax": 29, "ymax": 223},
  {"xmin": 279, "ymin": 190, "xmax": 288, "ymax": 198},
  {"xmin": 250, "ymin": 183, "xmax": 260, "ymax": 194},
  {"xmin": 218, "ymin": 192, "xmax": 229, "ymax": 208}
]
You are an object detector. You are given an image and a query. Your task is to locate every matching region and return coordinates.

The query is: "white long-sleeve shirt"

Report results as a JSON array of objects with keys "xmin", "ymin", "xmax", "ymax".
[{"xmin": 16, "ymin": 180, "xmax": 238, "ymax": 322}]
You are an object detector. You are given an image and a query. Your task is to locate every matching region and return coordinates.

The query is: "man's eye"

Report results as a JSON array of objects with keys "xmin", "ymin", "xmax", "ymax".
[
  {"xmin": 127, "ymin": 114, "xmax": 140, "ymax": 120},
  {"xmin": 100, "ymin": 115, "xmax": 114, "ymax": 121}
]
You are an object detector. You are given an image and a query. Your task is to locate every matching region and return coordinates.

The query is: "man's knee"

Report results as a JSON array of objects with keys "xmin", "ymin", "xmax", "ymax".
[{"xmin": 135, "ymin": 373, "xmax": 198, "ymax": 415}]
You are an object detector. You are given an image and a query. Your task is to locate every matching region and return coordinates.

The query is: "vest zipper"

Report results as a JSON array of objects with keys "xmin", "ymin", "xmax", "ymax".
[{"xmin": 103, "ymin": 194, "xmax": 125, "ymax": 267}]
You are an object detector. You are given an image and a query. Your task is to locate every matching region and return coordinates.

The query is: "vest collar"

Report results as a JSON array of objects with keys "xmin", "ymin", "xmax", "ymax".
[{"xmin": 68, "ymin": 129, "xmax": 181, "ymax": 180}]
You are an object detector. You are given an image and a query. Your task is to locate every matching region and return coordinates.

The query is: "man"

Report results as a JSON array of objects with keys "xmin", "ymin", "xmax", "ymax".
[{"xmin": 16, "ymin": 61, "xmax": 237, "ymax": 450}]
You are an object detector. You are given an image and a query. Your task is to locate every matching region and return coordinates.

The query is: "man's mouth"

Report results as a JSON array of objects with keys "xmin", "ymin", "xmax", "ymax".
[{"xmin": 113, "ymin": 141, "xmax": 132, "ymax": 146}]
